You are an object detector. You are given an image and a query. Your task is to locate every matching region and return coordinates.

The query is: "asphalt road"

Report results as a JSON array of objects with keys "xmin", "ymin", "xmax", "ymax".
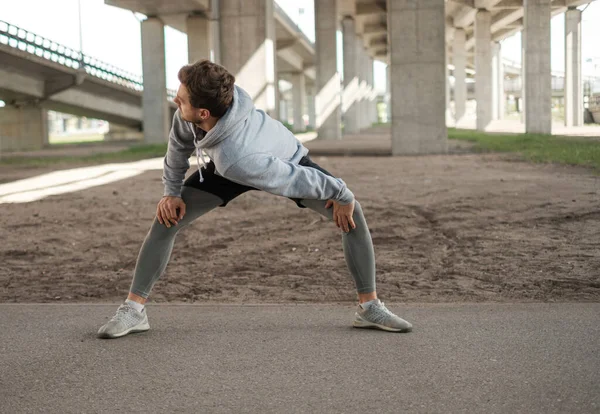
[{"xmin": 1, "ymin": 302, "xmax": 598, "ymax": 414}]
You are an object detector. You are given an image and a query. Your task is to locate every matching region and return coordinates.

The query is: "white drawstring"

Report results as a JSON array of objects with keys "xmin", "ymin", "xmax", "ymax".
[
  {"xmin": 190, "ymin": 123, "xmax": 207, "ymax": 183},
  {"xmin": 196, "ymin": 147, "xmax": 204, "ymax": 183}
]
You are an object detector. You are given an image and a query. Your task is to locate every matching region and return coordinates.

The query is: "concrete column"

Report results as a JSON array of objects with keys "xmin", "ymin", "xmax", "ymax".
[
  {"xmin": 453, "ymin": 28, "xmax": 467, "ymax": 126},
  {"xmin": 315, "ymin": 0, "xmax": 341, "ymax": 139},
  {"xmin": 565, "ymin": 7, "xmax": 583, "ymax": 127},
  {"xmin": 141, "ymin": 17, "xmax": 169, "ymax": 144},
  {"xmin": 209, "ymin": 0, "xmax": 221, "ymax": 63},
  {"xmin": 385, "ymin": 63, "xmax": 391, "ymax": 123},
  {"xmin": 445, "ymin": 44, "xmax": 451, "ymax": 124},
  {"xmin": 342, "ymin": 16, "xmax": 359, "ymax": 134},
  {"xmin": 360, "ymin": 47, "xmax": 369, "ymax": 130},
  {"xmin": 291, "ymin": 72, "xmax": 306, "ymax": 132},
  {"xmin": 220, "ymin": 0, "xmax": 279, "ymax": 119},
  {"xmin": 0, "ymin": 105, "xmax": 48, "ymax": 152},
  {"xmin": 524, "ymin": 0, "xmax": 551, "ymax": 134},
  {"xmin": 387, "ymin": 0, "xmax": 447, "ymax": 155},
  {"xmin": 475, "ymin": 10, "xmax": 493, "ymax": 131},
  {"xmin": 368, "ymin": 58, "xmax": 377, "ymax": 125},
  {"xmin": 492, "ymin": 41, "xmax": 504, "ymax": 120},
  {"xmin": 187, "ymin": 14, "xmax": 210, "ymax": 63},
  {"xmin": 307, "ymin": 85, "xmax": 316, "ymax": 129}
]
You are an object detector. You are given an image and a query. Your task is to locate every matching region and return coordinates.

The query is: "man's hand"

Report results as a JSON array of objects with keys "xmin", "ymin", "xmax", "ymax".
[
  {"xmin": 157, "ymin": 196, "xmax": 186, "ymax": 228},
  {"xmin": 325, "ymin": 199, "xmax": 356, "ymax": 233}
]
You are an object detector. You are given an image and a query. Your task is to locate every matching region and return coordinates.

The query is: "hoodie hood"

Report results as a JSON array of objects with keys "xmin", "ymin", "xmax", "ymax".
[{"xmin": 195, "ymin": 85, "xmax": 254, "ymax": 149}]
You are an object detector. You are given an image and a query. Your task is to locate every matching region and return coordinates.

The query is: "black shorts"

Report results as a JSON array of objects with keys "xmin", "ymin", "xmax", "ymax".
[{"xmin": 182, "ymin": 155, "xmax": 335, "ymax": 208}]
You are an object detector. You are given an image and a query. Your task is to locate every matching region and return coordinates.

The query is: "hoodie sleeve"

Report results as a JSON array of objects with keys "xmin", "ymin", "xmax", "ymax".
[
  {"xmin": 162, "ymin": 111, "xmax": 196, "ymax": 197},
  {"xmin": 224, "ymin": 153, "xmax": 355, "ymax": 205}
]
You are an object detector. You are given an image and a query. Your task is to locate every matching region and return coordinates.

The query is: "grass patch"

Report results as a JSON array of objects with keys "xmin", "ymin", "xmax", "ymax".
[
  {"xmin": 448, "ymin": 128, "xmax": 600, "ymax": 171},
  {"xmin": 0, "ymin": 143, "xmax": 169, "ymax": 167}
]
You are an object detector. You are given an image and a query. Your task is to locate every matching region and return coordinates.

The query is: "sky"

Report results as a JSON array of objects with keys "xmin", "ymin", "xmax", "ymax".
[{"xmin": 1, "ymin": 0, "xmax": 599, "ymax": 93}]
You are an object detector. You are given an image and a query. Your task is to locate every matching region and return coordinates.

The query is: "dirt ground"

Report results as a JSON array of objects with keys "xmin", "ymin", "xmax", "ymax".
[{"xmin": 1, "ymin": 152, "xmax": 599, "ymax": 304}]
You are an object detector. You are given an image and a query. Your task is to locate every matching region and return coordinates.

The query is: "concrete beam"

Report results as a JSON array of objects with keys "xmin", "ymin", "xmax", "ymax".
[
  {"xmin": 453, "ymin": 6, "xmax": 478, "ymax": 28},
  {"xmin": 277, "ymin": 48, "xmax": 304, "ymax": 72},
  {"xmin": 492, "ymin": 0, "xmax": 523, "ymax": 8},
  {"xmin": 450, "ymin": 0, "xmax": 475, "ymax": 7},
  {"xmin": 363, "ymin": 23, "xmax": 387, "ymax": 36},
  {"xmin": 356, "ymin": 2, "xmax": 386, "ymax": 16},
  {"xmin": 475, "ymin": 0, "xmax": 504, "ymax": 8}
]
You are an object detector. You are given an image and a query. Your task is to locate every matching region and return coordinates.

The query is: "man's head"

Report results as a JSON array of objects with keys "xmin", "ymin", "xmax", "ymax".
[{"xmin": 174, "ymin": 59, "xmax": 235, "ymax": 124}]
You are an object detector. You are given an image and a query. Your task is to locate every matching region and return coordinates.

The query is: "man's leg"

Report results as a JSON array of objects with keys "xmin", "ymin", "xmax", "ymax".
[
  {"xmin": 127, "ymin": 187, "xmax": 224, "ymax": 302},
  {"xmin": 300, "ymin": 198, "xmax": 412, "ymax": 332},
  {"xmin": 298, "ymin": 199, "xmax": 376, "ymax": 303}
]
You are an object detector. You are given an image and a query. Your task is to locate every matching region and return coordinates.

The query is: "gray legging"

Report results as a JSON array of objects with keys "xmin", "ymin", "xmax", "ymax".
[{"xmin": 129, "ymin": 186, "xmax": 376, "ymax": 299}]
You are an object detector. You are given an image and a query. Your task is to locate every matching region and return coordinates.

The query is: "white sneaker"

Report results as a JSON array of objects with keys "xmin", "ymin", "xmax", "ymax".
[
  {"xmin": 353, "ymin": 299, "xmax": 413, "ymax": 332},
  {"xmin": 97, "ymin": 303, "xmax": 150, "ymax": 339}
]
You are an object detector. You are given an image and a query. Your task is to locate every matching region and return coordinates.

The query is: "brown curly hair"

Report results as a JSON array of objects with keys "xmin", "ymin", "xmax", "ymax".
[{"xmin": 177, "ymin": 59, "xmax": 235, "ymax": 117}]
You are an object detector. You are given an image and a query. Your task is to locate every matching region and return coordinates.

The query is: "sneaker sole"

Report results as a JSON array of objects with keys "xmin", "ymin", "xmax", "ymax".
[
  {"xmin": 353, "ymin": 320, "xmax": 412, "ymax": 333},
  {"xmin": 97, "ymin": 322, "xmax": 150, "ymax": 339}
]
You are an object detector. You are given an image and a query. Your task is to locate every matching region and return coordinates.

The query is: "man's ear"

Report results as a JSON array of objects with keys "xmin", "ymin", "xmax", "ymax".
[{"xmin": 199, "ymin": 109, "xmax": 211, "ymax": 120}]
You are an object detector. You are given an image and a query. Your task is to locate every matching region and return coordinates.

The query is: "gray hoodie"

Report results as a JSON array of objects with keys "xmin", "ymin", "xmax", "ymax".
[{"xmin": 162, "ymin": 85, "xmax": 354, "ymax": 205}]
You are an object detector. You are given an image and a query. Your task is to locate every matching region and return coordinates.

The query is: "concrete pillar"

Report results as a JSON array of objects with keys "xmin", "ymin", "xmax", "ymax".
[
  {"xmin": 0, "ymin": 105, "xmax": 48, "ymax": 152},
  {"xmin": 387, "ymin": 0, "xmax": 447, "ymax": 155},
  {"xmin": 187, "ymin": 14, "xmax": 210, "ymax": 63},
  {"xmin": 220, "ymin": 0, "xmax": 279, "ymax": 119},
  {"xmin": 475, "ymin": 10, "xmax": 492, "ymax": 131},
  {"xmin": 141, "ymin": 17, "xmax": 169, "ymax": 144},
  {"xmin": 385, "ymin": 64, "xmax": 391, "ymax": 123},
  {"xmin": 565, "ymin": 7, "xmax": 583, "ymax": 127},
  {"xmin": 315, "ymin": 0, "xmax": 341, "ymax": 139},
  {"xmin": 291, "ymin": 72, "xmax": 306, "ymax": 132},
  {"xmin": 360, "ymin": 47, "xmax": 369, "ymax": 130},
  {"xmin": 342, "ymin": 16, "xmax": 359, "ymax": 134},
  {"xmin": 524, "ymin": 0, "xmax": 551, "ymax": 134},
  {"xmin": 307, "ymin": 85, "xmax": 316, "ymax": 130},
  {"xmin": 209, "ymin": 0, "xmax": 221, "ymax": 63},
  {"xmin": 369, "ymin": 58, "xmax": 377, "ymax": 125},
  {"xmin": 453, "ymin": 29, "xmax": 467, "ymax": 126},
  {"xmin": 445, "ymin": 44, "xmax": 451, "ymax": 124},
  {"xmin": 492, "ymin": 41, "xmax": 504, "ymax": 120}
]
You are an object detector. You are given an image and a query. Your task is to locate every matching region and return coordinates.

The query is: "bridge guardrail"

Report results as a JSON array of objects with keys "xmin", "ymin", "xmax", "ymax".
[{"xmin": 0, "ymin": 20, "xmax": 154, "ymax": 95}]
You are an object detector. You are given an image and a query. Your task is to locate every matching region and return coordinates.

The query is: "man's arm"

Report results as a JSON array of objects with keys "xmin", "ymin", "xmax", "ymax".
[
  {"xmin": 162, "ymin": 111, "xmax": 196, "ymax": 197},
  {"xmin": 224, "ymin": 153, "xmax": 355, "ymax": 204}
]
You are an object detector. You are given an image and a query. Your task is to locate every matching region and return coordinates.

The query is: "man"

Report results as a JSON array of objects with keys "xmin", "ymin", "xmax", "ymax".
[{"xmin": 97, "ymin": 60, "xmax": 412, "ymax": 339}]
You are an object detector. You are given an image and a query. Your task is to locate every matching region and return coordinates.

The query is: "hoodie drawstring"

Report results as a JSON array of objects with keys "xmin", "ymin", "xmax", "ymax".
[{"xmin": 191, "ymin": 124, "xmax": 206, "ymax": 183}]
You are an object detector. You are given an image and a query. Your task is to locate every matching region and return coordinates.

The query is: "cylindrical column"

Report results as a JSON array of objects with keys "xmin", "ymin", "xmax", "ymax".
[
  {"xmin": 565, "ymin": 7, "xmax": 583, "ymax": 127},
  {"xmin": 453, "ymin": 28, "xmax": 467, "ymax": 126},
  {"xmin": 187, "ymin": 14, "xmax": 210, "ymax": 63},
  {"xmin": 307, "ymin": 85, "xmax": 316, "ymax": 130},
  {"xmin": 524, "ymin": 0, "xmax": 551, "ymax": 134},
  {"xmin": 475, "ymin": 10, "xmax": 492, "ymax": 131},
  {"xmin": 387, "ymin": 0, "xmax": 447, "ymax": 155},
  {"xmin": 291, "ymin": 72, "xmax": 306, "ymax": 132},
  {"xmin": 385, "ymin": 63, "xmax": 391, "ymax": 123},
  {"xmin": 368, "ymin": 58, "xmax": 377, "ymax": 125},
  {"xmin": 141, "ymin": 17, "xmax": 169, "ymax": 144},
  {"xmin": 492, "ymin": 42, "xmax": 504, "ymax": 120},
  {"xmin": 315, "ymin": 0, "xmax": 341, "ymax": 139},
  {"xmin": 220, "ymin": 0, "xmax": 279, "ymax": 119},
  {"xmin": 342, "ymin": 16, "xmax": 359, "ymax": 134}
]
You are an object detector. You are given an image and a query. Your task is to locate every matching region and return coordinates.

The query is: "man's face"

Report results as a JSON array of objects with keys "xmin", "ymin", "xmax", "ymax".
[{"xmin": 174, "ymin": 84, "xmax": 204, "ymax": 123}]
